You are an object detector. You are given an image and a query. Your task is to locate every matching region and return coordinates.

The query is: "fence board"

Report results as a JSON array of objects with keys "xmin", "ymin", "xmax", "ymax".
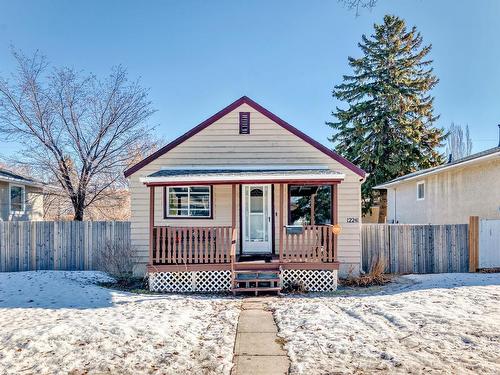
[
  {"xmin": 0, "ymin": 221, "xmax": 131, "ymax": 272},
  {"xmin": 479, "ymin": 219, "xmax": 500, "ymax": 268},
  {"xmin": 362, "ymin": 224, "xmax": 469, "ymax": 274}
]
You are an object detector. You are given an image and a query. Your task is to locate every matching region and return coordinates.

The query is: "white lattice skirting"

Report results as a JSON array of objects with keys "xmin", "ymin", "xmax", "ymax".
[
  {"xmin": 149, "ymin": 270, "xmax": 232, "ymax": 293},
  {"xmin": 281, "ymin": 269, "xmax": 338, "ymax": 292}
]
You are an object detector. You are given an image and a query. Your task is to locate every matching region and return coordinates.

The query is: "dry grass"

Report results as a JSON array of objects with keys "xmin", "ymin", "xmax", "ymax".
[
  {"xmin": 340, "ymin": 257, "xmax": 392, "ymax": 287},
  {"xmin": 282, "ymin": 280, "xmax": 307, "ymax": 294}
]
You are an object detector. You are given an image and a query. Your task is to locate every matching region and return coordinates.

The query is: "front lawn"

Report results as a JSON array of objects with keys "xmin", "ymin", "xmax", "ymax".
[
  {"xmin": 0, "ymin": 271, "xmax": 240, "ymax": 375},
  {"xmin": 271, "ymin": 273, "xmax": 500, "ymax": 374}
]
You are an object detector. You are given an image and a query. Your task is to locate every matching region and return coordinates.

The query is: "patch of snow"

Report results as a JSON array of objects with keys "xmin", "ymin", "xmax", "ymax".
[
  {"xmin": 0, "ymin": 271, "xmax": 240, "ymax": 374},
  {"xmin": 271, "ymin": 273, "xmax": 500, "ymax": 374}
]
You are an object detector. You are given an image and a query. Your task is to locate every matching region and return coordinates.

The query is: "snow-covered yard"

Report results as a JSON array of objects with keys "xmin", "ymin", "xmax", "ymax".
[
  {"xmin": 271, "ymin": 273, "xmax": 500, "ymax": 374},
  {"xmin": 2, "ymin": 272, "xmax": 499, "ymax": 374},
  {"xmin": 0, "ymin": 271, "xmax": 240, "ymax": 375}
]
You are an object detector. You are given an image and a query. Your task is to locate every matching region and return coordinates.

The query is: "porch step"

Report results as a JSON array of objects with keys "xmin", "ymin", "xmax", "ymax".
[
  {"xmin": 232, "ymin": 287, "xmax": 281, "ymax": 293},
  {"xmin": 234, "ymin": 278, "xmax": 279, "ymax": 283},
  {"xmin": 232, "ymin": 268, "xmax": 282, "ymax": 295}
]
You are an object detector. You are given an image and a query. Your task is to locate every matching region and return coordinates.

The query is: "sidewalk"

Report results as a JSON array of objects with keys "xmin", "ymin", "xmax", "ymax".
[{"xmin": 232, "ymin": 299, "xmax": 289, "ymax": 375}]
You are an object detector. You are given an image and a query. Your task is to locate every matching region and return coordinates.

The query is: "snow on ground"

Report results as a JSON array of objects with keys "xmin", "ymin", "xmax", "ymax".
[
  {"xmin": 0, "ymin": 271, "xmax": 240, "ymax": 375},
  {"xmin": 271, "ymin": 273, "xmax": 500, "ymax": 374}
]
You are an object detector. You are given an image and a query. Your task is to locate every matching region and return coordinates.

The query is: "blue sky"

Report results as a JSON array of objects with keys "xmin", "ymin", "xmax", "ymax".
[{"xmin": 1, "ymin": 0, "xmax": 499, "ymax": 158}]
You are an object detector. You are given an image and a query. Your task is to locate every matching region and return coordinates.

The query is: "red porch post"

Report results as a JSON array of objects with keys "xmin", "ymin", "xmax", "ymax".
[
  {"xmin": 149, "ymin": 185, "xmax": 155, "ymax": 265},
  {"xmin": 231, "ymin": 184, "xmax": 236, "ymax": 229},
  {"xmin": 279, "ymin": 183, "xmax": 284, "ymax": 260},
  {"xmin": 332, "ymin": 184, "xmax": 338, "ymax": 262}
]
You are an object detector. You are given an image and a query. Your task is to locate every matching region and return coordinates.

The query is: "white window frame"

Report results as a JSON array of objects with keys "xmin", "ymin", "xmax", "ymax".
[
  {"xmin": 9, "ymin": 184, "xmax": 26, "ymax": 213},
  {"xmin": 165, "ymin": 186, "xmax": 212, "ymax": 218},
  {"xmin": 416, "ymin": 181, "xmax": 425, "ymax": 201}
]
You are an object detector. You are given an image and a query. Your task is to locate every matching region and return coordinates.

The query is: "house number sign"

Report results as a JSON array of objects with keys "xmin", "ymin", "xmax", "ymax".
[{"xmin": 346, "ymin": 217, "xmax": 359, "ymax": 223}]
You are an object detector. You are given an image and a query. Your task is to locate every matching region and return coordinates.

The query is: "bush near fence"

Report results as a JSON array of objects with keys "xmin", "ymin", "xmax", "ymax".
[
  {"xmin": 362, "ymin": 224, "xmax": 469, "ymax": 274},
  {"xmin": 0, "ymin": 221, "xmax": 130, "ymax": 272}
]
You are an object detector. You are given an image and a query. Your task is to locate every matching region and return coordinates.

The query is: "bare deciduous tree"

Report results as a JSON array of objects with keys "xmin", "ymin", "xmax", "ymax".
[
  {"xmin": 0, "ymin": 49, "xmax": 156, "ymax": 220},
  {"xmin": 445, "ymin": 122, "xmax": 473, "ymax": 161},
  {"xmin": 339, "ymin": 0, "xmax": 378, "ymax": 15}
]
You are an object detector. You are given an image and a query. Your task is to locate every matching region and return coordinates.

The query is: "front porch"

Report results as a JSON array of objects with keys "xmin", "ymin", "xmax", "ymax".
[
  {"xmin": 148, "ymin": 223, "xmax": 338, "ymax": 272},
  {"xmin": 143, "ymin": 168, "xmax": 342, "ymax": 293}
]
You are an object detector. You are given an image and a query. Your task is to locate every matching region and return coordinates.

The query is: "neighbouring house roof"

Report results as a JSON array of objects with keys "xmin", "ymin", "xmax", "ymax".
[
  {"xmin": 140, "ymin": 166, "xmax": 345, "ymax": 185},
  {"xmin": 373, "ymin": 146, "xmax": 500, "ymax": 189},
  {"xmin": 124, "ymin": 96, "xmax": 366, "ymax": 179},
  {"xmin": 0, "ymin": 168, "xmax": 44, "ymax": 187}
]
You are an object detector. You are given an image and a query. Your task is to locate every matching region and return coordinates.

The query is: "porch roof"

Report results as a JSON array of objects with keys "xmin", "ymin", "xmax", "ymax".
[{"xmin": 140, "ymin": 166, "xmax": 345, "ymax": 185}]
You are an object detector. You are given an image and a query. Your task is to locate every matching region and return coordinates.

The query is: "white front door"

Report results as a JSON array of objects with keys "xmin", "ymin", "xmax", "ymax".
[{"xmin": 242, "ymin": 184, "xmax": 272, "ymax": 254}]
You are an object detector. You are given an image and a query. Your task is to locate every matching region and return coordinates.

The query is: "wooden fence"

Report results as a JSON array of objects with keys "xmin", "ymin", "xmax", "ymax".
[
  {"xmin": 0, "ymin": 221, "xmax": 130, "ymax": 272},
  {"xmin": 362, "ymin": 224, "xmax": 469, "ymax": 274}
]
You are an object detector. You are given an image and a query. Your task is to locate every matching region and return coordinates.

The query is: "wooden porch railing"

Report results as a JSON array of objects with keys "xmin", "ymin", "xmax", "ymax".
[
  {"xmin": 282, "ymin": 225, "xmax": 335, "ymax": 262},
  {"xmin": 153, "ymin": 226, "xmax": 234, "ymax": 265}
]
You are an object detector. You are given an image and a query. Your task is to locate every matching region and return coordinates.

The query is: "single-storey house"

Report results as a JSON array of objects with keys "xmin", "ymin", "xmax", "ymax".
[
  {"xmin": 0, "ymin": 168, "xmax": 44, "ymax": 221},
  {"xmin": 124, "ymin": 96, "xmax": 366, "ymax": 293},
  {"xmin": 374, "ymin": 143, "xmax": 500, "ymax": 224}
]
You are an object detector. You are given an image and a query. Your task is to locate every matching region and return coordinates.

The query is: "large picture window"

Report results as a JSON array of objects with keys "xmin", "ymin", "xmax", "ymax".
[
  {"xmin": 10, "ymin": 185, "xmax": 25, "ymax": 212},
  {"xmin": 288, "ymin": 185, "xmax": 332, "ymax": 225},
  {"xmin": 165, "ymin": 186, "xmax": 212, "ymax": 218}
]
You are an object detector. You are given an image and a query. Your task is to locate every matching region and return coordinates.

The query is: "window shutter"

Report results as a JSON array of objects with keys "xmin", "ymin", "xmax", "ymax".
[{"xmin": 239, "ymin": 112, "xmax": 250, "ymax": 134}]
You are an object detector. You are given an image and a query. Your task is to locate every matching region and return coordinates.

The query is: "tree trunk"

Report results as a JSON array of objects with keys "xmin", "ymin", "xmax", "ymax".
[
  {"xmin": 378, "ymin": 190, "xmax": 387, "ymax": 223},
  {"xmin": 73, "ymin": 207, "xmax": 84, "ymax": 221},
  {"xmin": 72, "ymin": 194, "xmax": 86, "ymax": 221}
]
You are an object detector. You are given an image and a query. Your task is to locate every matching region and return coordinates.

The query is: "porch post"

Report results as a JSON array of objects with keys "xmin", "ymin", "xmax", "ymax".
[
  {"xmin": 231, "ymin": 184, "xmax": 237, "ymax": 261},
  {"xmin": 279, "ymin": 183, "xmax": 284, "ymax": 260},
  {"xmin": 231, "ymin": 184, "xmax": 236, "ymax": 229},
  {"xmin": 149, "ymin": 185, "xmax": 155, "ymax": 265},
  {"xmin": 332, "ymin": 184, "xmax": 338, "ymax": 262}
]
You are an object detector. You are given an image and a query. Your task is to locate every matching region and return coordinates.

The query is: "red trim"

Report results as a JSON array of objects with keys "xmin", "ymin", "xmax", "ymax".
[
  {"xmin": 147, "ymin": 261, "xmax": 339, "ymax": 273},
  {"xmin": 145, "ymin": 179, "xmax": 342, "ymax": 187},
  {"xmin": 124, "ymin": 96, "xmax": 366, "ymax": 178}
]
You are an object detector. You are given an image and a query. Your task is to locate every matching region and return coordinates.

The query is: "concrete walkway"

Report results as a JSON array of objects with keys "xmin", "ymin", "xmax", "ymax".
[{"xmin": 232, "ymin": 299, "xmax": 290, "ymax": 375}]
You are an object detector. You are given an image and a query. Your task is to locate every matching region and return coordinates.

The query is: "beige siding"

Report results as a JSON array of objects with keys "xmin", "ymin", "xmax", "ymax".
[
  {"xmin": 0, "ymin": 181, "xmax": 44, "ymax": 221},
  {"xmin": 386, "ymin": 157, "xmax": 500, "ymax": 224},
  {"xmin": 129, "ymin": 103, "xmax": 363, "ymax": 276}
]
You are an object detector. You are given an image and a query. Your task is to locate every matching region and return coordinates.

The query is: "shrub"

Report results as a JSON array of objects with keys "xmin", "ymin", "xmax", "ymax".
[
  {"xmin": 96, "ymin": 241, "xmax": 135, "ymax": 281},
  {"xmin": 340, "ymin": 256, "xmax": 391, "ymax": 287},
  {"xmin": 282, "ymin": 280, "xmax": 307, "ymax": 294}
]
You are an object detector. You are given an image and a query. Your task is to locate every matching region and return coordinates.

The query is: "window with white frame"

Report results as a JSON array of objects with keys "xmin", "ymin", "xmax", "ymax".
[
  {"xmin": 10, "ymin": 185, "xmax": 25, "ymax": 212},
  {"xmin": 416, "ymin": 181, "xmax": 425, "ymax": 200},
  {"xmin": 165, "ymin": 186, "xmax": 212, "ymax": 218}
]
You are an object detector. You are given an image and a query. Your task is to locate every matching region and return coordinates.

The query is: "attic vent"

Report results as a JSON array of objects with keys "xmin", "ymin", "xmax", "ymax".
[{"xmin": 239, "ymin": 112, "xmax": 250, "ymax": 134}]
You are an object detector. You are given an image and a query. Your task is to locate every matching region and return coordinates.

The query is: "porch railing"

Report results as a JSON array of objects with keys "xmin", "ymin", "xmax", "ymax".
[
  {"xmin": 153, "ymin": 226, "xmax": 234, "ymax": 265},
  {"xmin": 282, "ymin": 225, "xmax": 335, "ymax": 262},
  {"xmin": 152, "ymin": 224, "xmax": 336, "ymax": 265}
]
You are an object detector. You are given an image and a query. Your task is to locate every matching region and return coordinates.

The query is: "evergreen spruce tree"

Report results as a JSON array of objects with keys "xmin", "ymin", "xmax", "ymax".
[{"xmin": 328, "ymin": 15, "xmax": 445, "ymax": 215}]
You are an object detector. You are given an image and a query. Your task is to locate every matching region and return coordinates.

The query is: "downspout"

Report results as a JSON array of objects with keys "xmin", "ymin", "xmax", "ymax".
[{"xmin": 394, "ymin": 188, "xmax": 397, "ymax": 224}]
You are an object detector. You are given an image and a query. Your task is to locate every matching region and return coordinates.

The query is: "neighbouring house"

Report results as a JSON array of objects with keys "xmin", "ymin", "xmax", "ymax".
[
  {"xmin": 0, "ymin": 168, "xmax": 44, "ymax": 221},
  {"xmin": 124, "ymin": 96, "xmax": 366, "ymax": 293},
  {"xmin": 374, "ymin": 139, "xmax": 500, "ymax": 225}
]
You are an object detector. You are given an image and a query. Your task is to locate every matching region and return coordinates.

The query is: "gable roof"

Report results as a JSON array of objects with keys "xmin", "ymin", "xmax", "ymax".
[
  {"xmin": 0, "ymin": 168, "xmax": 44, "ymax": 187},
  {"xmin": 124, "ymin": 96, "xmax": 366, "ymax": 178},
  {"xmin": 374, "ymin": 146, "xmax": 500, "ymax": 189}
]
